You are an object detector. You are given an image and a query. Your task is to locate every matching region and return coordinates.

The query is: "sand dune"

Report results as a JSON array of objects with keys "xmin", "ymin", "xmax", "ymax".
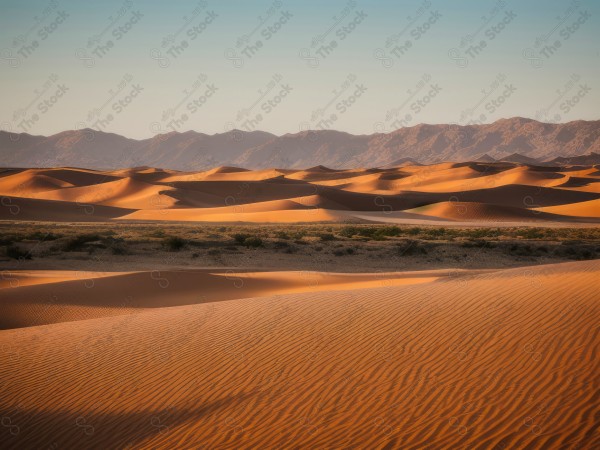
[
  {"xmin": 0, "ymin": 269, "xmax": 448, "ymax": 329},
  {"xmin": 1, "ymin": 163, "xmax": 599, "ymax": 223},
  {"xmin": 0, "ymin": 260, "xmax": 598, "ymax": 448},
  {"xmin": 535, "ymin": 198, "xmax": 600, "ymax": 218},
  {"xmin": 407, "ymin": 201, "xmax": 578, "ymax": 222},
  {"xmin": 0, "ymin": 169, "xmax": 74, "ymax": 196},
  {"xmin": 29, "ymin": 177, "xmax": 178, "ymax": 209},
  {"xmin": 0, "ymin": 196, "xmax": 134, "ymax": 221}
]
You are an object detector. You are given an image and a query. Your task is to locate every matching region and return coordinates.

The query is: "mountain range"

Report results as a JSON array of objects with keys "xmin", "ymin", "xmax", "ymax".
[{"xmin": 1, "ymin": 118, "xmax": 599, "ymax": 170}]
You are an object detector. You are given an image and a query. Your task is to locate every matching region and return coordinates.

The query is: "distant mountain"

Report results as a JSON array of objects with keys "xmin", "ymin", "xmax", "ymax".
[
  {"xmin": 1, "ymin": 118, "xmax": 598, "ymax": 169},
  {"xmin": 499, "ymin": 153, "xmax": 541, "ymax": 164},
  {"xmin": 381, "ymin": 157, "xmax": 421, "ymax": 168},
  {"xmin": 547, "ymin": 152, "xmax": 600, "ymax": 166},
  {"xmin": 475, "ymin": 153, "xmax": 496, "ymax": 163}
]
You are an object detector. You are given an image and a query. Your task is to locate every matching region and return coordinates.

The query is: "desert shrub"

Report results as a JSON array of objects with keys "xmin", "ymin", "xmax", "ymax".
[
  {"xmin": 319, "ymin": 233, "xmax": 336, "ymax": 242},
  {"xmin": 163, "ymin": 236, "xmax": 186, "ymax": 251},
  {"xmin": 407, "ymin": 227, "xmax": 422, "ymax": 236},
  {"xmin": 233, "ymin": 233, "xmax": 251, "ymax": 245},
  {"xmin": 62, "ymin": 234, "xmax": 103, "ymax": 251},
  {"xmin": 207, "ymin": 248, "xmax": 221, "ymax": 256},
  {"xmin": 380, "ymin": 226, "xmax": 403, "ymax": 237},
  {"xmin": 24, "ymin": 231, "xmax": 61, "ymax": 241},
  {"xmin": 5, "ymin": 245, "xmax": 31, "ymax": 260},
  {"xmin": 519, "ymin": 228, "xmax": 545, "ymax": 239},
  {"xmin": 339, "ymin": 226, "xmax": 358, "ymax": 238},
  {"xmin": 292, "ymin": 230, "xmax": 306, "ymax": 239},
  {"xmin": 275, "ymin": 231, "xmax": 290, "ymax": 240},
  {"xmin": 243, "ymin": 236, "xmax": 263, "ymax": 248}
]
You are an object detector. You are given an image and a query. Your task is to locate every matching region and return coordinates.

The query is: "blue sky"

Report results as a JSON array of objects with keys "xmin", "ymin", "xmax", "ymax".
[{"xmin": 0, "ymin": 0, "xmax": 598, "ymax": 138}]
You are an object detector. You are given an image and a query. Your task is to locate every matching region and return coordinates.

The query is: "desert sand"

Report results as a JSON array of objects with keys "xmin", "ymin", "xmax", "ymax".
[
  {"xmin": 0, "ymin": 260, "xmax": 599, "ymax": 448},
  {"xmin": 1, "ymin": 162, "xmax": 599, "ymax": 448},
  {"xmin": 1, "ymin": 162, "xmax": 599, "ymax": 224}
]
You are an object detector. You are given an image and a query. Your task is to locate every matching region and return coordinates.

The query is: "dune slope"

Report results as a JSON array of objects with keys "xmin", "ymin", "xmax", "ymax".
[{"xmin": 0, "ymin": 260, "xmax": 598, "ymax": 448}]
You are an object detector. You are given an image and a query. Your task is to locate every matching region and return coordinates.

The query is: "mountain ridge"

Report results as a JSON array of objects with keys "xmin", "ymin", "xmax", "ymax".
[{"xmin": 1, "ymin": 118, "xmax": 598, "ymax": 170}]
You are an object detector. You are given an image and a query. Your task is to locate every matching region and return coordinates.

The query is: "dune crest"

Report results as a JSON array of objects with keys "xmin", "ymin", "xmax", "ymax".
[{"xmin": 1, "ymin": 162, "xmax": 599, "ymax": 224}]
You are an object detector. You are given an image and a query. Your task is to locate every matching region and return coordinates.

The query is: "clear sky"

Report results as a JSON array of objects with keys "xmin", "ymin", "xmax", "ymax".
[{"xmin": 0, "ymin": 0, "xmax": 598, "ymax": 138}]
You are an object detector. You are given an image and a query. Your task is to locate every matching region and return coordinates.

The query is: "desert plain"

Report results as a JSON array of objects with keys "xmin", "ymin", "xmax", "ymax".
[{"xmin": 1, "ymin": 161, "xmax": 599, "ymax": 449}]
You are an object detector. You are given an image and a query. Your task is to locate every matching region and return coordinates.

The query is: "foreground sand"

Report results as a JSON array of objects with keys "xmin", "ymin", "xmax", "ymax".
[
  {"xmin": 1, "ymin": 260, "xmax": 598, "ymax": 448},
  {"xmin": 1, "ymin": 162, "xmax": 599, "ymax": 224}
]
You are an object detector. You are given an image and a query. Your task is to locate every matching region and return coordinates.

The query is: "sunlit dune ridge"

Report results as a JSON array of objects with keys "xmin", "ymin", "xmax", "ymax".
[{"xmin": 0, "ymin": 162, "xmax": 599, "ymax": 223}]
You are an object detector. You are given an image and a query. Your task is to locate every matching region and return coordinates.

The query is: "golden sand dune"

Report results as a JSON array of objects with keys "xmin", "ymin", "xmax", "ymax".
[
  {"xmin": 406, "ymin": 201, "xmax": 579, "ymax": 222},
  {"xmin": 0, "ymin": 195, "xmax": 134, "ymax": 221},
  {"xmin": 1, "ymin": 163, "xmax": 599, "ymax": 224},
  {"xmin": 0, "ymin": 260, "xmax": 598, "ymax": 448},
  {"xmin": 0, "ymin": 269, "xmax": 448, "ymax": 330},
  {"xmin": 162, "ymin": 167, "xmax": 290, "ymax": 182},
  {"xmin": 0, "ymin": 270, "xmax": 124, "ymax": 289},
  {"xmin": 0, "ymin": 169, "xmax": 74, "ymax": 196},
  {"xmin": 535, "ymin": 198, "xmax": 600, "ymax": 218},
  {"xmin": 29, "ymin": 177, "xmax": 177, "ymax": 209},
  {"xmin": 118, "ymin": 208, "xmax": 351, "ymax": 223}
]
